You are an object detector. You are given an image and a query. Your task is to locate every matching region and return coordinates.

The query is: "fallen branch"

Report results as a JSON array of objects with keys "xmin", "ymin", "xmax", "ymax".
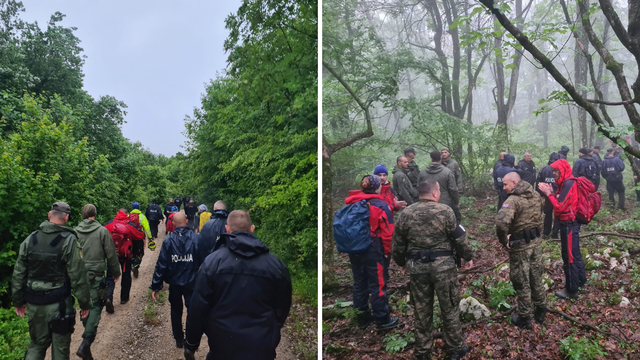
[
  {"xmin": 547, "ymin": 308, "xmax": 624, "ymax": 342},
  {"xmin": 460, "ymin": 258, "xmax": 508, "ymax": 274},
  {"xmin": 581, "ymin": 232, "xmax": 640, "ymax": 240},
  {"xmin": 433, "ymin": 307, "xmax": 516, "ymax": 339}
]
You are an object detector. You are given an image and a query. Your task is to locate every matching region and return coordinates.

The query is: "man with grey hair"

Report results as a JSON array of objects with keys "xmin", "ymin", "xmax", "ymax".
[
  {"xmin": 516, "ymin": 152, "xmax": 537, "ymax": 186},
  {"xmin": 12, "ymin": 202, "xmax": 91, "ymax": 360},
  {"xmin": 198, "ymin": 200, "xmax": 229, "ymax": 259},
  {"xmin": 75, "ymin": 204, "xmax": 121, "ymax": 359}
]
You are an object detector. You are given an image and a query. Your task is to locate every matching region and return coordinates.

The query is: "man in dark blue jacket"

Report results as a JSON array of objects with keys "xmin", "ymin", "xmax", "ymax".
[
  {"xmin": 184, "ymin": 210, "xmax": 292, "ymax": 360},
  {"xmin": 495, "ymin": 154, "xmax": 519, "ymax": 209},
  {"xmin": 197, "ymin": 200, "xmax": 229, "ymax": 260},
  {"xmin": 537, "ymin": 153, "xmax": 560, "ymax": 238},
  {"xmin": 145, "ymin": 199, "xmax": 164, "ymax": 239},
  {"xmin": 573, "ymin": 148, "xmax": 599, "ymax": 189},
  {"xmin": 602, "ymin": 148, "xmax": 626, "ymax": 210},
  {"xmin": 150, "ymin": 212, "xmax": 201, "ymax": 348}
]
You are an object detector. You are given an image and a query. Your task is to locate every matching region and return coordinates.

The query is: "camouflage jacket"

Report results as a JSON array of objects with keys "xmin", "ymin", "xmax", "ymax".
[
  {"xmin": 407, "ymin": 160, "xmax": 420, "ymax": 188},
  {"xmin": 392, "ymin": 200, "xmax": 472, "ymax": 274},
  {"xmin": 442, "ymin": 158, "xmax": 463, "ymax": 195},
  {"xmin": 496, "ymin": 181, "xmax": 544, "ymax": 251}
]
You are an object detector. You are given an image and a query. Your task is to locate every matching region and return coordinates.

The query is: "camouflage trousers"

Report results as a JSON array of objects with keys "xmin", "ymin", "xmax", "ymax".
[
  {"xmin": 509, "ymin": 244, "xmax": 546, "ymax": 317},
  {"xmin": 410, "ymin": 268, "xmax": 464, "ymax": 357}
]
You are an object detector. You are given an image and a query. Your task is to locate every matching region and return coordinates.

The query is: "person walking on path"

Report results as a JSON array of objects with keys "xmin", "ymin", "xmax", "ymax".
[
  {"xmin": 197, "ymin": 205, "xmax": 212, "ymax": 232},
  {"xmin": 145, "ymin": 199, "xmax": 163, "ymax": 240},
  {"xmin": 602, "ymin": 148, "xmax": 627, "ymax": 210},
  {"xmin": 11, "ymin": 202, "xmax": 91, "ymax": 360},
  {"xmin": 130, "ymin": 202, "xmax": 153, "ymax": 276},
  {"xmin": 74, "ymin": 204, "xmax": 121, "ymax": 359},
  {"xmin": 184, "ymin": 199, "xmax": 199, "ymax": 232},
  {"xmin": 184, "ymin": 210, "xmax": 292, "ymax": 360},
  {"xmin": 164, "ymin": 198, "xmax": 174, "ymax": 234},
  {"xmin": 104, "ymin": 209, "xmax": 145, "ymax": 309},
  {"xmin": 150, "ymin": 213, "xmax": 201, "ymax": 349},
  {"xmin": 198, "ymin": 201, "xmax": 229, "ymax": 260}
]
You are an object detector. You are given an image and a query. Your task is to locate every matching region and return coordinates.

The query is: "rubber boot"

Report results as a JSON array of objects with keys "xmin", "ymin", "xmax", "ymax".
[
  {"xmin": 511, "ymin": 315, "xmax": 532, "ymax": 329},
  {"xmin": 534, "ymin": 305, "xmax": 547, "ymax": 324},
  {"xmin": 76, "ymin": 337, "xmax": 94, "ymax": 360},
  {"xmin": 450, "ymin": 344, "xmax": 470, "ymax": 360},
  {"xmin": 555, "ymin": 289, "xmax": 579, "ymax": 299},
  {"xmin": 375, "ymin": 316, "xmax": 399, "ymax": 331}
]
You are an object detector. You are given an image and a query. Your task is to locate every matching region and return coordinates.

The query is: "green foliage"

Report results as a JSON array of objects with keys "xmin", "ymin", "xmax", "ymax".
[
  {"xmin": 559, "ymin": 336, "xmax": 607, "ymax": 360},
  {"xmin": 0, "ymin": 307, "xmax": 29, "ymax": 360},
  {"xmin": 612, "ymin": 219, "xmax": 640, "ymax": 233},
  {"xmin": 383, "ymin": 333, "xmax": 414, "ymax": 354},
  {"xmin": 182, "ymin": 0, "xmax": 317, "ymax": 304},
  {"xmin": 489, "ymin": 280, "xmax": 516, "ymax": 310}
]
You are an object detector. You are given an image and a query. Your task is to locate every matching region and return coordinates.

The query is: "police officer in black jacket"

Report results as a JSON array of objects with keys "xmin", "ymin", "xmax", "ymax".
[
  {"xmin": 516, "ymin": 151, "xmax": 537, "ymax": 186},
  {"xmin": 184, "ymin": 199, "xmax": 199, "ymax": 231},
  {"xmin": 184, "ymin": 210, "xmax": 292, "ymax": 360},
  {"xmin": 537, "ymin": 153, "xmax": 560, "ymax": 238},
  {"xmin": 164, "ymin": 199, "xmax": 174, "ymax": 234},
  {"xmin": 145, "ymin": 199, "xmax": 164, "ymax": 239},
  {"xmin": 150, "ymin": 213, "xmax": 201, "ymax": 348},
  {"xmin": 602, "ymin": 148, "xmax": 626, "ymax": 209},
  {"xmin": 197, "ymin": 200, "xmax": 229, "ymax": 260}
]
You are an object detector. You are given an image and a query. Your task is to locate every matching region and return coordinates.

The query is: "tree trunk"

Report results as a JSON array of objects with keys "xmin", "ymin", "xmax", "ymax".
[{"xmin": 322, "ymin": 144, "xmax": 337, "ymax": 286}]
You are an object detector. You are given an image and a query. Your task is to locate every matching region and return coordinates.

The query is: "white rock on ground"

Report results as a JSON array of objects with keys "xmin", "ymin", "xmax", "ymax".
[
  {"xmin": 603, "ymin": 248, "xmax": 612, "ymax": 259},
  {"xmin": 609, "ymin": 258, "xmax": 618, "ymax": 270},
  {"xmin": 542, "ymin": 273, "xmax": 554, "ymax": 291},
  {"xmin": 459, "ymin": 297, "xmax": 491, "ymax": 320},
  {"xmin": 620, "ymin": 297, "xmax": 630, "ymax": 307}
]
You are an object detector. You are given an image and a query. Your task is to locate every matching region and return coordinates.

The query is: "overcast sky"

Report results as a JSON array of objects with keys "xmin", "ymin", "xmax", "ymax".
[{"xmin": 20, "ymin": 0, "xmax": 240, "ymax": 156}]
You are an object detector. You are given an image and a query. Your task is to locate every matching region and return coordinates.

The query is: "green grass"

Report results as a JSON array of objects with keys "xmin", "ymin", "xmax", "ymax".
[{"xmin": 144, "ymin": 288, "xmax": 167, "ymax": 325}]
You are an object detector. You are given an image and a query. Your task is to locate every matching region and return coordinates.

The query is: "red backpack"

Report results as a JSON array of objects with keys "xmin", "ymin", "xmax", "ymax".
[
  {"xmin": 109, "ymin": 222, "xmax": 132, "ymax": 259},
  {"xmin": 575, "ymin": 176, "xmax": 602, "ymax": 224},
  {"xmin": 129, "ymin": 213, "xmax": 143, "ymax": 232}
]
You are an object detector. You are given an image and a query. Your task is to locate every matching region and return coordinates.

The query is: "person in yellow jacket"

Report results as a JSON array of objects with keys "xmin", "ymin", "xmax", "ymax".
[
  {"xmin": 131, "ymin": 203, "xmax": 153, "ymax": 278},
  {"xmin": 198, "ymin": 204, "xmax": 212, "ymax": 232}
]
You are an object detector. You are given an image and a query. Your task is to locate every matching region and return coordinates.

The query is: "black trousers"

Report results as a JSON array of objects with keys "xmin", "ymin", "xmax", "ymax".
[
  {"xmin": 349, "ymin": 238, "xmax": 390, "ymax": 322},
  {"xmin": 497, "ymin": 190, "xmax": 508, "ymax": 210},
  {"xmin": 187, "ymin": 217, "xmax": 197, "ymax": 231},
  {"xmin": 149, "ymin": 220, "xmax": 160, "ymax": 238},
  {"xmin": 560, "ymin": 222, "xmax": 587, "ymax": 292},
  {"xmin": 543, "ymin": 197, "xmax": 558, "ymax": 237},
  {"xmin": 606, "ymin": 178, "xmax": 625, "ymax": 209},
  {"xmin": 169, "ymin": 284, "xmax": 194, "ymax": 341},
  {"xmin": 106, "ymin": 257, "xmax": 132, "ymax": 302}
]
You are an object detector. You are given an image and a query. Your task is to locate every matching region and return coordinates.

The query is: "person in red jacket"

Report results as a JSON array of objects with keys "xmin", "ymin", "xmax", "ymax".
[
  {"xmin": 345, "ymin": 175, "xmax": 398, "ymax": 330},
  {"xmin": 538, "ymin": 159, "xmax": 586, "ymax": 299},
  {"xmin": 104, "ymin": 209, "xmax": 145, "ymax": 311},
  {"xmin": 375, "ymin": 164, "xmax": 407, "ymax": 214}
]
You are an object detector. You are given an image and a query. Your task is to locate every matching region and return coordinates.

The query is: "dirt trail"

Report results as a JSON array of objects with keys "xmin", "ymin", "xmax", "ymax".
[{"xmin": 46, "ymin": 220, "xmax": 298, "ymax": 360}]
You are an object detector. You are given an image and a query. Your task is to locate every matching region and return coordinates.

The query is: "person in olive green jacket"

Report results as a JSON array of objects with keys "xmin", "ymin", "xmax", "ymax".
[
  {"xmin": 12, "ymin": 202, "xmax": 91, "ymax": 360},
  {"xmin": 74, "ymin": 204, "xmax": 121, "ymax": 359},
  {"xmin": 393, "ymin": 156, "xmax": 419, "ymax": 205},
  {"xmin": 418, "ymin": 151, "xmax": 461, "ymax": 223}
]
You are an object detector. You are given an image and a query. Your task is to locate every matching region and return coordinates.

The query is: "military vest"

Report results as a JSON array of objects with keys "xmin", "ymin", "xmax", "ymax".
[{"xmin": 26, "ymin": 231, "xmax": 70, "ymax": 288}]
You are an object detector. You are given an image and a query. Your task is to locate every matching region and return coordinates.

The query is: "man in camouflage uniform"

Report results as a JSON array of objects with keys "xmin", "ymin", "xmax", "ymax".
[
  {"xmin": 392, "ymin": 156, "xmax": 418, "ymax": 205},
  {"xmin": 496, "ymin": 172, "xmax": 547, "ymax": 329},
  {"xmin": 392, "ymin": 180, "xmax": 473, "ymax": 360},
  {"xmin": 405, "ymin": 147, "xmax": 420, "ymax": 188},
  {"xmin": 441, "ymin": 147, "xmax": 463, "ymax": 195},
  {"xmin": 12, "ymin": 202, "xmax": 91, "ymax": 360}
]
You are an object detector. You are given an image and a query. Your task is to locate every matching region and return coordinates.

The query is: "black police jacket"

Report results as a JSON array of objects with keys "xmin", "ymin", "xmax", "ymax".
[
  {"xmin": 164, "ymin": 203, "xmax": 174, "ymax": 219},
  {"xmin": 185, "ymin": 231, "xmax": 292, "ymax": 360},
  {"xmin": 145, "ymin": 203, "xmax": 163, "ymax": 222},
  {"xmin": 150, "ymin": 226, "xmax": 201, "ymax": 291},
  {"xmin": 197, "ymin": 209, "xmax": 229, "ymax": 260},
  {"xmin": 184, "ymin": 203, "xmax": 198, "ymax": 219},
  {"xmin": 602, "ymin": 155, "xmax": 625, "ymax": 181}
]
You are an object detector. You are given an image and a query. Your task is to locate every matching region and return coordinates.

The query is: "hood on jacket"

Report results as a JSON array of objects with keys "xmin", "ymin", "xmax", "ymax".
[
  {"xmin": 550, "ymin": 159, "xmax": 573, "ymax": 186},
  {"xmin": 114, "ymin": 210, "xmax": 129, "ymax": 221},
  {"xmin": 509, "ymin": 180, "xmax": 535, "ymax": 198},
  {"xmin": 211, "ymin": 209, "xmax": 229, "ymax": 219},
  {"xmin": 222, "ymin": 231, "xmax": 270, "ymax": 258},
  {"xmin": 502, "ymin": 154, "xmax": 515, "ymax": 167},
  {"xmin": 426, "ymin": 162, "xmax": 444, "ymax": 174},
  {"xmin": 579, "ymin": 154, "xmax": 594, "ymax": 162},
  {"xmin": 345, "ymin": 190, "xmax": 384, "ymax": 204},
  {"xmin": 75, "ymin": 219, "xmax": 102, "ymax": 233},
  {"xmin": 39, "ymin": 220, "xmax": 76, "ymax": 235},
  {"xmin": 548, "ymin": 152, "xmax": 561, "ymax": 165},
  {"xmin": 391, "ymin": 165, "xmax": 409, "ymax": 175},
  {"xmin": 173, "ymin": 226, "xmax": 192, "ymax": 236}
]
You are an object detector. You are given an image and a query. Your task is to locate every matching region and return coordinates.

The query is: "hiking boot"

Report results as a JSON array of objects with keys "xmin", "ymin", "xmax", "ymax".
[
  {"xmin": 105, "ymin": 299, "xmax": 114, "ymax": 314},
  {"xmin": 121, "ymin": 299, "xmax": 129, "ymax": 305},
  {"xmin": 76, "ymin": 337, "xmax": 94, "ymax": 360},
  {"xmin": 450, "ymin": 344, "xmax": 469, "ymax": 360},
  {"xmin": 132, "ymin": 267, "xmax": 139, "ymax": 278},
  {"xmin": 555, "ymin": 289, "xmax": 579, "ymax": 299},
  {"xmin": 511, "ymin": 315, "xmax": 532, "ymax": 329},
  {"xmin": 176, "ymin": 338, "xmax": 184, "ymax": 348},
  {"xmin": 357, "ymin": 312, "xmax": 374, "ymax": 329},
  {"xmin": 376, "ymin": 316, "xmax": 399, "ymax": 331},
  {"xmin": 533, "ymin": 306, "xmax": 547, "ymax": 324}
]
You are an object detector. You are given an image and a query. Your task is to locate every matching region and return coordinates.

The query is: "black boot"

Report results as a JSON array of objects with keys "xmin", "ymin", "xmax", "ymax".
[
  {"xmin": 356, "ymin": 312, "xmax": 374, "ymax": 329},
  {"xmin": 105, "ymin": 299, "xmax": 114, "ymax": 314},
  {"xmin": 450, "ymin": 344, "xmax": 469, "ymax": 360},
  {"xmin": 534, "ymin": 305, "xmax": 547, "ymax": 324},
  {"xmin": 76, "ymin": 337, "xmax": 94, "ymax": 360},
  {"xmin": 375, "ymin": 316, "xmax": 399, "ymax": 331},
  {"xmin": 555, "ymin": 289, "xmax": 579, "ymax": 299},
  {"xmin": 511, "ymin": 315, "xmax": 532, "ymax": 329}
]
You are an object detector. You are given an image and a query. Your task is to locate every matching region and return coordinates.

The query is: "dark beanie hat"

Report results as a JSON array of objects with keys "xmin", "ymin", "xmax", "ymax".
[
  {"xmin": 579, "ymin": 148, "xmax": 591, "ymax": 155},
  {"xmin": 374, "ymin": 164, "xmax": 388, "ymax": 175}
]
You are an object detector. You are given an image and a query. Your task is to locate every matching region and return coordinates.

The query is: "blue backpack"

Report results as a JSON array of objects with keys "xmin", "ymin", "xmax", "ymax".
[{"xmin": 333, "ymin": 200, "xmax": 371, "ymax": 253}]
